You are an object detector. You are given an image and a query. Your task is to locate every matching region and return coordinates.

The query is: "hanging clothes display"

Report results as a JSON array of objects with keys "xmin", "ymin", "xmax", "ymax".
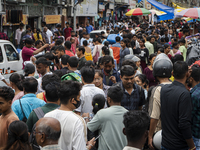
[{"xmin": 6, "ymin": 10, "xmax": 23, "ymax": 24}]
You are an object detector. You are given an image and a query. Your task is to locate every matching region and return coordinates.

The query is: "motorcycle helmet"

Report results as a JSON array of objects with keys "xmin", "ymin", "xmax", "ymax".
[
  {"xmin": 153, "ymin": 130, "xmax": 162, "ymax": 150},
  {"xmin": 153, "ymin": 53, "xmax": 173, "ymax": 78}
]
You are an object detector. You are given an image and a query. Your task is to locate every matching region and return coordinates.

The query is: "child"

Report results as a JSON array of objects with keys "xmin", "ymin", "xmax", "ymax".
[
  {"xmin": 0, "ymin": 86, "xmax": 19, "ymax": 148},
  {"xmin": 178, "ymin": 39, "xmax": 187, "ymax": 61}
]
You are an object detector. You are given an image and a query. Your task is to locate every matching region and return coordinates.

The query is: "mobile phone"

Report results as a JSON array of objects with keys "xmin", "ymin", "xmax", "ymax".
[{"xmin": 95, "ymin": 135, "xmax": 101, "ymax": 141}]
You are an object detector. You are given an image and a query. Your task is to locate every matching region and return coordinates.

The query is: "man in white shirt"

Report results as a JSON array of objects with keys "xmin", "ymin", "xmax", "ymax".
[
  {"xmin": 46, "ymin": 26, "xmax": 53, "ymax": 44},
  {"xmin": 15, "ymin": 23, "xmax": 24, "ymax": 48},
  {"xmin": 122, "ymin": 111, "xmax": 150, "ymax": 150},
  {"xmin": 35, "ymin": 57, "xmax": 52, "ymax": 94},
  {"xmin": 76, "ymin": 66, "xmax": 105, "ymax": 114},
  {"xmin": 128, "ymin": 25, "xmax": 135, "ymax": 35},
  {"xmin": 44, "ymin": 80, "xmax": 95, "ymax": 150}
]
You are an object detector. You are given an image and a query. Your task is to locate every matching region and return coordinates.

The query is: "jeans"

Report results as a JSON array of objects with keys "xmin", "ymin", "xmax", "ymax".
[
  {"xmin": 161, "ymin": 145, "xmax": 188, "ymax": 150},
  {"xmin": 193, "ymin": 136, "xmax": 200, "ymax": 150}
]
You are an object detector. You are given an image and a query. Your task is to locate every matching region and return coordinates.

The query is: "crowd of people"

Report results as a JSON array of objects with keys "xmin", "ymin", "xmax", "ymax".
[{"xmin": 0, "ymin": 18, "xmax": 200, "ymax": 150}]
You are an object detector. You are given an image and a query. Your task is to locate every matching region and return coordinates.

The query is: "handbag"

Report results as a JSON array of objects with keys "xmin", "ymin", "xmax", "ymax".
[
  {"xmin": 19, "ymin": 99, "xmax": 27, "ymax": 122},
  {"xmin": 93, "ymin": 45, "xmax": 99, "ymax": 63}
]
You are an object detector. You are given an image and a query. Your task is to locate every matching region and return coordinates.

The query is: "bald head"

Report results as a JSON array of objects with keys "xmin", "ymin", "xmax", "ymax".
[
  {"xmin": 36, "ymin": 117, "xmax": 61, "ymax": 141},
  {"xmin": 36, "ymin": 117, "xmax": 60, "ymax": 131},
  {"xmin": 43, "ymin": 27, "xmax": 47, "ymax": 32}
]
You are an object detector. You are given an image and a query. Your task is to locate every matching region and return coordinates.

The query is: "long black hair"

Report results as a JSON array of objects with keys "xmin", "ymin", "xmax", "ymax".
[
  {"xmin": 9, "ymin": 73, "xmax": 24, "ymax": 91},
  {"xmin": 36, "ymin": 28, "xmax": 41, "ymax": 40},
  {"xmin": 92, "ymin": 94, "xmax": 106, "ymax": 114},
  {"xmin": 4, "ymin": 121, "xmax": 31, "ymax": 150}
]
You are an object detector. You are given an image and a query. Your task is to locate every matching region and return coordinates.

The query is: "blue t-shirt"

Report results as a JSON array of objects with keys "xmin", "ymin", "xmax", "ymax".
[{"xmin": 12, "ymin": 93, "xmax": 46, "ymax": 120}]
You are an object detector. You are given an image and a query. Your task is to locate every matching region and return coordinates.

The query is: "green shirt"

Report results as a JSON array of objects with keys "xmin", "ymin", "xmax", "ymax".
[
  {"xmin": 179, "ymin": 45, "xmax": 187, "ymax": 61},
  {"xmin": 77, "ymin": 56, "xmax": 87, "ymax": 70},
  {"xmin": 87, "ymin": 105, "xmax": 128, "ymax": 150},
  {"xmin": 26, "ymin": 103, "xmax": 59, "ymax": 132}
]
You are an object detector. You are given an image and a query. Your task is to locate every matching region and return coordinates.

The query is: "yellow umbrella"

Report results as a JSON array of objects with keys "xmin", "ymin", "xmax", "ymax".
[{"xmin": 172, "ymin": 2, "xmax": 186, "ymax": 10}]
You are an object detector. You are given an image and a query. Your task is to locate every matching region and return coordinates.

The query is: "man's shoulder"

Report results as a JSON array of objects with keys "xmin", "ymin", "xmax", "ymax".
[
  {"xmin": 44, "ymin": 109, "xmax": 58, "ymax": 117},
  {"xmin": 97, "ymin": 106, "xmax": 127, "ymax": 116},
  {"xmin": 81, "ymin": 56, "xmax": 87, "ymax": 62},
  {"xmin": 82, "ymin": 85, "xmax": 104, "ymax": 92},
  {"xmin": 191, "ymin": 86, "xmax": 200, "ymax": 98},
  {"xmin": 45, "ymin": 110, "xmax": 83, "ymax": 123},
  {"xmin": 8, "ymin": 111, "xmax": 19, "ymax": 120}
]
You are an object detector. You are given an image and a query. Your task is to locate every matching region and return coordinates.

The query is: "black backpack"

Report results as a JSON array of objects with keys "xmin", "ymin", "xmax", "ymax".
[{"xmin": 29, "ymin": 107, "xmax": 45, "ymax": 150}]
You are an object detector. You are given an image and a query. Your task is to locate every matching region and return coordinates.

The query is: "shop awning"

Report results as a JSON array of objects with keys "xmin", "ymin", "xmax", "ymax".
[{"xmin": 147, "ymin": 0, "xmax": 174, "ymax": 16}]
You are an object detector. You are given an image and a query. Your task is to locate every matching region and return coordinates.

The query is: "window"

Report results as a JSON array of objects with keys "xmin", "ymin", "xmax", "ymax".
[
  {"xmin": 4, "ymin": 44, "xmax": 18, "ymax": 61},
  {"xmin": 0, "ymin": 46, "xmax": 3, "ymax": 63}
]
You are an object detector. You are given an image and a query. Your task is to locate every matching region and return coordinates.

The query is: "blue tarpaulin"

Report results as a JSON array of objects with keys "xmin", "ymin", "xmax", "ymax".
[
  {"xmin": 157, "ymin": 14, "xmax": 174, "ymax": 21},
  {"xmin": 147, "ymin": 0, "xmax": 174, "ymax": 16}
]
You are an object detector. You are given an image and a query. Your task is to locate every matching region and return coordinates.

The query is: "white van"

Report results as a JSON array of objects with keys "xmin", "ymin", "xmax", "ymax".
[
  {"xmin": 0, "ymin": 40, "xmax": 23, "ymax": 86},
  {"xmin": 89, "ymin": 30, "xmax": 107, "ymax": 39}
]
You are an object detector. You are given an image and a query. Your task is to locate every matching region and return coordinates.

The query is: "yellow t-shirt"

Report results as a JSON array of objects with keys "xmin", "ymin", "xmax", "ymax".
[
  {"xmin": 36, "ymin": 92, "xmax": 46, "ymax": 102},
  {"xmin": 85, "ymin": 52, "xmax": 93, "ymax": 61},
  {"xmin": 33, "ymin": 33, "xmax": 43, "ymax": 41}
]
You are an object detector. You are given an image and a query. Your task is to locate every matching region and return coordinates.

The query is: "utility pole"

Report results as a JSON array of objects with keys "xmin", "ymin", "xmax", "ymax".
[
  {"xmin": 73, "ymin": 5, "xmax": 77, "ymax": 31},
  {"xmin": 4, "ymin": 0, "xmax": 6, "ymax": 11},
  {"xmin": 113, "ymin": 0, "xmax": 115, "ymax": 25},
  {"xmin": 143, "ymin": 0, "xmax": 145, "ymax": 8}
]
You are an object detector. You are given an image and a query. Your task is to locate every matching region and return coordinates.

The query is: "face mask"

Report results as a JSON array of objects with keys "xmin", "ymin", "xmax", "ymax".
[
  {"xmin": 73, "ymin": 99, "xmax": 81, "ymax": 108},
  {"xmin": 105, "ymin": 69, "xmax": 111, "ymax": 74}
]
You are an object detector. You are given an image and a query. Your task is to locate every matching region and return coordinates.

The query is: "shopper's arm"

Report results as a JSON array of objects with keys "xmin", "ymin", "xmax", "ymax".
[
  {"xmin": 32, "ymin": 44, "xmax": 49, "ymax": 55},
  {"xmin": 186, "ymin": 138, "xmax": 195, "ymax": 150},
  {"xmin": 148, "ymin": 118, "xmax": 159, "ymax": 150},
  {"xmin": 2, "ymin": 79, "xmax": 10, "ymax": 86}
]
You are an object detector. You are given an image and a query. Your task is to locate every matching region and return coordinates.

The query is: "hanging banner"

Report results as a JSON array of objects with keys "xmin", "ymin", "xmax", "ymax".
[
  {"xmin": 2, "ymin": 14, "xmax": 28, "ymax": 26},
  {"xmin": 130, "ymin": 0, "xmax": 136, "ymax": 9},
  {"xmin": 99, "ymin": 4, "xmax": 105, "ymax": 11},
  {"xmin": 76, "ymin": 0, "xmax": 98, "ymax": 16},
  {"xmin": 44, "ymin": 15, "xmax": 61, "ymax": 24},
  {"xmin": 109, "ymin": 3, "xmax": 114, "ymax": 9}
]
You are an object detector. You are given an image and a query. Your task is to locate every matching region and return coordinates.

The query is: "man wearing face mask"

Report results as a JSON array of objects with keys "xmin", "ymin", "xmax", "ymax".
[
  {"xmin": 75, "ymin": 66, "xmax": 105, "ymax": 114},
  {"xmin": 114, "ymin": 65, "xmax": 145, "ymax": 111},
  {"xmin": 102, "ymin": 56, "xmax": 121, "ymax": 86},
  {"xmin": 44, "ymin": 80, "xmax": 95, "ymax": 150}
]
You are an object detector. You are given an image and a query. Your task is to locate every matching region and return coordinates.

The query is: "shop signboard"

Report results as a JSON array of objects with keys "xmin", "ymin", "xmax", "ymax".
[
  {"xmin": 44, "ymin": 15, "xmax": 61, "ymax": 24},
  {"xmin": 129, "ymin": 0, "xmax": 136, "ymax": 9}
]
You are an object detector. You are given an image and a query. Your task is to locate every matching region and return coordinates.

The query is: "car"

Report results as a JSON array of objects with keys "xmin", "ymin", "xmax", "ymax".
[
  {"xmin": 0, "ymin": 40, "xmax": 23, "ymax": 86},
  {"xmin": 89, "ymin": 30, "xmax": 107, "ymax": 39}
]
